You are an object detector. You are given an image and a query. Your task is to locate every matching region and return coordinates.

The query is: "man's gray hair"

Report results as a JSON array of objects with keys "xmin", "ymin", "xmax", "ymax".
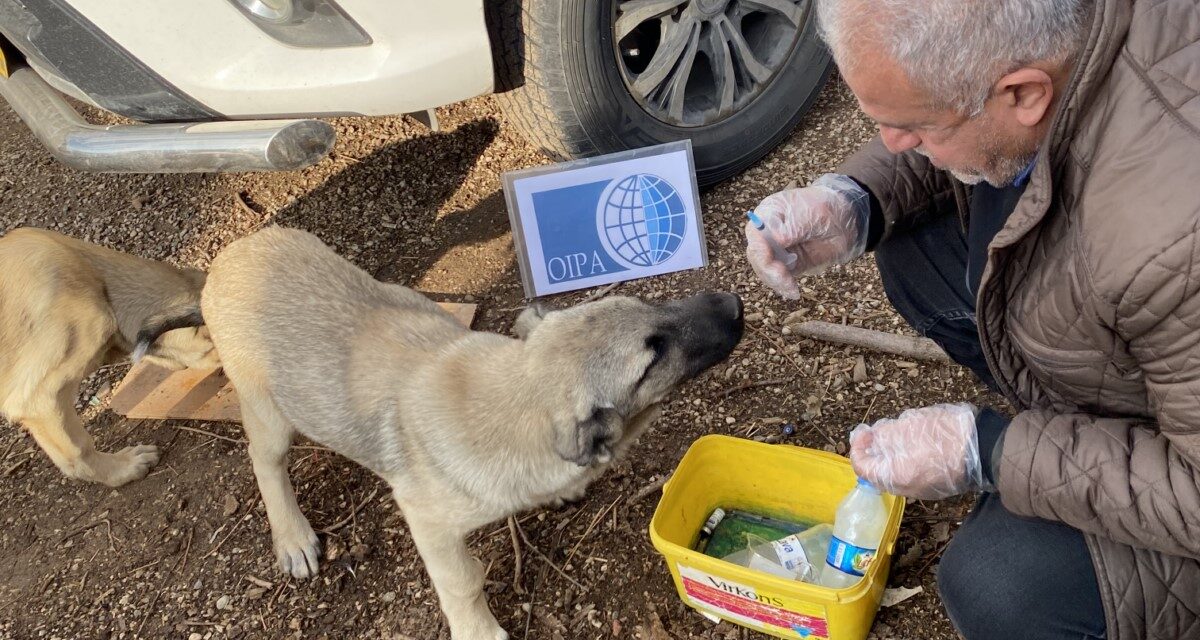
[{"xmin": 817, "ymin": 0, "xmax": 1094, "ymax": 115}]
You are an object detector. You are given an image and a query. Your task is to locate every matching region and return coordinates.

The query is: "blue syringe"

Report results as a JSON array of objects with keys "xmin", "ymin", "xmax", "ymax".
[{"xmin": 747, "ymin": 210, "xmax": 798, "ymax": 270}]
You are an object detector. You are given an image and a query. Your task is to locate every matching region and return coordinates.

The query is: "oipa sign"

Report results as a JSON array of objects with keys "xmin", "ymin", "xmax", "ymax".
[{"xmin": 502, "ymin": 141, "xmax": 707, "ymax": 297}]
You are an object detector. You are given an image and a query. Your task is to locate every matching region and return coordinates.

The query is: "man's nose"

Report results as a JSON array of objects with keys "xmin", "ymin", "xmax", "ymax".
[{"xmin": 879, "ymin": 125, "xmax": 920, "ymax": 154}]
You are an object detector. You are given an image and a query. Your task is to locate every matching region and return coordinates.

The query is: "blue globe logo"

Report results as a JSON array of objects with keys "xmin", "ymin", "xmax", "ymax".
[{"xmin": 598, "ymin": 174, "xmax": 687, "ymax": 268}]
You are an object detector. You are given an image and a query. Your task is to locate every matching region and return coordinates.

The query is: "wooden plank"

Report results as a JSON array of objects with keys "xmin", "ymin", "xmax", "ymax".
[{"xmin": 110, "ymin": 301, "xmax": 477, "ymax": 423}]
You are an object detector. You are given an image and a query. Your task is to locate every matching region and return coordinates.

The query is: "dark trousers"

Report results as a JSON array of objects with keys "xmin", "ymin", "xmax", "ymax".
[{"xmin": 874, "ymin": 213, "xmax": 1107, "ymax": 640}]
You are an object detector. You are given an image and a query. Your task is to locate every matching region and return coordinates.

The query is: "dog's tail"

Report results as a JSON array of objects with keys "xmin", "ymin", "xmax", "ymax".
[{"xmin": 132, "ymin": 304, "xmax": 205, "ymax": 363}]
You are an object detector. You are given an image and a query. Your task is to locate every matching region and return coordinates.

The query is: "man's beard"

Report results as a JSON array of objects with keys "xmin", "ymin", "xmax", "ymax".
[{"xmin": 916, "ymin": 127, "xmax": 1037, "ymax": 187}]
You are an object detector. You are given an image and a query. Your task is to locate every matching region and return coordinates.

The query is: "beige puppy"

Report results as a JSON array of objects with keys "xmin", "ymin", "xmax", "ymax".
[
  {"xmin": 0, "ymin": 228, "xmax": 219, "ymax": 487},
  {"xmin": 198, "ymin": 227, "xmax": 743, "ymax": 640}
]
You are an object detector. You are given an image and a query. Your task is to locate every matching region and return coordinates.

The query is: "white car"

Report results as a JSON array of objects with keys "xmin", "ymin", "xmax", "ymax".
[{"xmin": 0, "ymin": 0, "xmax": 830, "ymax": 185}]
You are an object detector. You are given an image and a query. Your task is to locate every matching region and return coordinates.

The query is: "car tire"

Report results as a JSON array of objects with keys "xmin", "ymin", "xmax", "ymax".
[{"xmin": 487, "ymin": 0, "xmax": 833, "ymax": 186}]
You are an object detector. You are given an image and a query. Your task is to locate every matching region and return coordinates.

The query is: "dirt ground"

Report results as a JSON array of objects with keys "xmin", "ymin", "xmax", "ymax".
[{"xmin": 0, "ymin": 78, "xmax": 996, "ymax": 640}]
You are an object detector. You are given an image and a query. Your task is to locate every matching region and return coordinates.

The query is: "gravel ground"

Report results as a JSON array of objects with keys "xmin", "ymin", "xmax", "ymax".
[{"xmin": 0, "ymin": 77, "xmax": 993, "ymax": 639}]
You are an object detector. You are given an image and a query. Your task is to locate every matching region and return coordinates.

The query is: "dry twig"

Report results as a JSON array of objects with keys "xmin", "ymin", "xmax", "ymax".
[
  {"xmin": 56, "ymin": 518, "xmax": 116, "ymax": 550},
  {"xmin": 508, "ymin": 516, "xmax": 525, "ymax": 595},
  {"xmin": 717, "ymin": 378, "xmax": 788, "ymax": 399},
  {"xmin": 320, "ymin": 487, "xmax": 381, "ymax": 534},
  {"xmin": 628, "ymin": 475, "xmax": 671, "ymax": 504},
  {"xmin": 512, "ymin": 518, "xmax": 585, "ymax": 590},
  {"xmin": 564, "ymin": 497, "xmax": 620, "ymax": 566},
  {"xmin": 581, "ymin": 282, "xmax": 618, "ymax": 303},
  {"xmin": 203, "ymin": 515, "xmax": 247, "ymax": 559}
]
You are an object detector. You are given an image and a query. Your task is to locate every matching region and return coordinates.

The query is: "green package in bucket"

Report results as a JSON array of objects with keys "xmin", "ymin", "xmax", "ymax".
[{"xmin": 699, "ymin": 509, "xmax": 809, "ymax": 559}]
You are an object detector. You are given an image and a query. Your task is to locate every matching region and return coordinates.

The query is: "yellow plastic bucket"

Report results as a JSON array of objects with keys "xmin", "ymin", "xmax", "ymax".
[{"xmin": 649, "ymin": 435, "xmax": 904, "ymax": 640}]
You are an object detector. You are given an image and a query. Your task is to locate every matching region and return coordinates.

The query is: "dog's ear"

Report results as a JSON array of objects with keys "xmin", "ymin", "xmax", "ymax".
[
  {"xmin": 555, "ymin": 407, "xmax": 622, "ymax": 467},
  {"xmin": 132, "ymin": 304, "xmax": 205, "ymax": 362},
  {"xmin": 513, "ymin": 303, "xmax": 550, "ymax": 340}
]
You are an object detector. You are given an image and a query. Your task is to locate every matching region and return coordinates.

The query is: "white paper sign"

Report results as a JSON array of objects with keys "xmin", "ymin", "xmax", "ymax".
[{"xmin": 502, "ymin": 141, "xmax": 707, "ymax": 297}]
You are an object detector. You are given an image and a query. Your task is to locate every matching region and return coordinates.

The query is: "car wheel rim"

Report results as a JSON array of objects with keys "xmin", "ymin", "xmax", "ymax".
[{"xmin": 613, "ymin": 0, "xmax": 812, "ymax": 128}]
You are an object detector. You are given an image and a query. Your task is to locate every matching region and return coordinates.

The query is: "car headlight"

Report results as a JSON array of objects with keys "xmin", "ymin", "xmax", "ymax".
[
  {"xmin": 238, "ymin": 0, "xmax": 296, "ymax": 23},
  {"xmin": 227, "ymin": 0, "xmax": 371, "ymax": 48}
]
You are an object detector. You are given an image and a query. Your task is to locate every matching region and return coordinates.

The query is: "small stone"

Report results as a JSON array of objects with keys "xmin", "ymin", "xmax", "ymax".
[
  {"xmin": 222, "ymin": 495, "xmax": 238, "ymax": 518},
  {"xmin": 852, "ymin": 356, "xmax": 868, "ymax": 383},
  {"xmin": 724, "ymin": 416, "xmax": 735, "ymax": 425},
  {"xmin": 325, "ymin": 537, "xmax": 345, "ymax": 562},
  {"xmin": 215, "ymin": 595, "xmax": 230, "ymax": 611},
  {"xmin": 381, "ymin": 591, "xmax": 397, "ymax": 603},
  {"xmin": 744, "ymin": 312, "xmax": 763, "ymax": 323}
]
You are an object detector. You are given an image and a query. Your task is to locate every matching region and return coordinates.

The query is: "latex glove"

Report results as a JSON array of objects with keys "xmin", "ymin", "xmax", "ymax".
[
  {"xmin": 849, "ymin": 403, "xmax": 986, "ymax": 500},
  {"xmin": 744, "ymin": 173, "xmax": 870, "ymax": 299}
]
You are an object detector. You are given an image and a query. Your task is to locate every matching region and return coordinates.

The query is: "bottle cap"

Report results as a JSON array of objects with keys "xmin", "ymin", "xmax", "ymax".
[
  {"xmin": 856, "ymin": 477, "xmax": 878, "ymax": 490},
  {"xmin": 746, "ymin": 210, "xmax": 766, "ymax": 229}
]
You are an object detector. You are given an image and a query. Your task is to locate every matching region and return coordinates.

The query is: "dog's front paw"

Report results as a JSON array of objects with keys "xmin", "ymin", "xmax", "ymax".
[
  {"xmin": 89, "ymin": 444, "xmax": 160, "ymax": 487},
  {"xmin": 273, "ymin": 521, "xmax": 321, "ymax": 579},
  {"xmin": 445, "ymin": 593, "xmax": 509, "ymax": 640},
  {"xmin": 513, "ymin": 304, "xmax": 548, "ymax": 340},
  {"xmin": 550, "ymin": 484, "xmax": 589, "ymax": 509},
  {"xmin": 449, "ymin": 618, "xmax": 508, "ymax": 640}
]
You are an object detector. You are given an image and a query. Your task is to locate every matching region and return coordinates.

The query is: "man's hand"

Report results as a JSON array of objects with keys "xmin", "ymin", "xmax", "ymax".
[
  {"xmin": 849, "ymin": 403, "xmax": 985, "ymax": 500},
  {"xmin": 744, "ymin": 173, "xmax": 870, "ymax": 298}
]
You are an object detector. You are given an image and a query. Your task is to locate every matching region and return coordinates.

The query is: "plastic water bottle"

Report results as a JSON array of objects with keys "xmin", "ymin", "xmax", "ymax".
[
  {"xmin": 722, "ymin": 524, "xmax": 833, "ymax": 583},
  {"xmin": 822, "ymin": 478, "xmax": 887, "ymax": 589}
]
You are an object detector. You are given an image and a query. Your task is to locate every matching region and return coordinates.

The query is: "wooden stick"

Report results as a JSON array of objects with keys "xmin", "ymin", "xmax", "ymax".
[
  {"xmin": 319, "ymin": 487, "xmax": 380, "ymax": 534},
  {"xmin": 55, "ymin": 518, "xmax": 113, "ymax": 547},
  {"xmin": 179, "ymin": 526, "xmax": 194, "ymax": 573},
  {"xmin": 787, "ymin": 321, "xmax": 951, "ymax": 363},
  {"xmin": 717, "ymin": 379, "xmax": 787, "ymax": 399},
  {"xmin": 173, "ymin": 425, "xmax": 329, "ymax": 452},
  {"xmin": 203, "ymin": 516, "xmax": 246, "ymax": 559},
  {"xmin": 0, "ymin": 438, "xmax": 18, "ymax": 462},
  {"xmin": 507, "ymin": 516, "xmax": 525, "ymax": 596},
  {"xmin": 244, "ymin": 575, "xmax": 274, "ymax": 589},
  {"xmin": 2, "ymin": 457, "xmax": 30, "ymax": 477},
  {"xmin": 628, "ymin": 474, "xmax": 671, "ymax": 504},
  {"xmin": 512, "ymin": 519, "xmax": 585, "ymax": 591},
  {"xmin": 174, "ymin": 425, "xmax": 243, "ymax": 444},
  {"xmin": 581, "ymin": 283, "xmax": 618, "ymax": 303},
  {"xmin": 564, "ymin": 496, "xmax": 620, "ymax": 566},
  {"xmin": 234, "ymin": 192, "xmax": 259, "ymax": 217}
]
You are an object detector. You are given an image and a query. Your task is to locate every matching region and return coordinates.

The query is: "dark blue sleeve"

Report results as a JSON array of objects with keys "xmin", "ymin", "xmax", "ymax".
[
  {"xmin": 849, "ymin": 176, "xmax": 886, "ymax": 252},
  {"xmin": 976, "ymin": 407, "xmax": 1010, "ymax": 487}
]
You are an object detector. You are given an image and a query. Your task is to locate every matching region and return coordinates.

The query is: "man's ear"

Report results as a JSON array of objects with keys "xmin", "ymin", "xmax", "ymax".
[
  {"xmin": 554, "ymin": 407, "xmax": 622, "ymax": 467},
  {"xmin": 514, "ymin": 303, "xmax": 550, "ymax": 340},
  {"xmin": 994, "ymin": 66, "xmax": 1055, "ymax": 128}
]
